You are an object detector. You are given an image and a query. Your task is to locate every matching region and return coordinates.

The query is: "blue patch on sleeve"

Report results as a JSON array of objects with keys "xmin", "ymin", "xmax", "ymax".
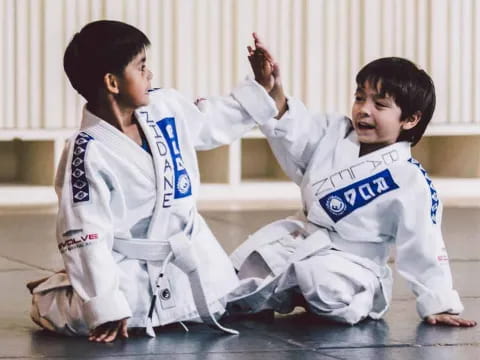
[
  {"xmin": 408, "ymin": 158, "xmax": 439, "ymax": 224},
  {"xmin": 319, "ymin": 169, "xmax": 399, "ymax": 223},
  {"xmin": 156, "ymin": 118, "xmax": 192, "ymax": 199},
  {"xmin": 71, "ymin": 132, "xmax": 94, "ymax": 204}
]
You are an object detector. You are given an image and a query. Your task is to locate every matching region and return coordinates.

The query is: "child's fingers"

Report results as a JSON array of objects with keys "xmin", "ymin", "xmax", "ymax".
[
  {"xmin": 455, "ymin": 318, "xmax": 477, "ymax": 327},
  {"xmin": 103, "ymin": 326, "xmax": 119, "ymax": 343},
  {"xmin": 252, "ymin": 32, "xmax": 274, "ymax": 60},
  {"xmin": 120, "ymin": 320, "xmax": 129, "ymax": 338},
  {"xmin": 427, "ymin": 314, "xmax": 477, "ymax": 327},
  {"xmin": 252, "ymin": 32, "xmax": 261, "ymax": 44},
  {"xmin": 442, "ymin": 317, "xmax": 460, "ymax": 326},
  {"xmin": 95, "ymin": 328, "xmax": 111, "ymax": 342},
  {"xmin": 88, "ymin": 325, "xmax": 105, "ymax": 341},
  {"xmin": 89, "ymin": 322, "xmax": 115, "ymax": 342},
  {"xmin": 272, "ymin": 63, "xmax": 281, "ymax": 78}
]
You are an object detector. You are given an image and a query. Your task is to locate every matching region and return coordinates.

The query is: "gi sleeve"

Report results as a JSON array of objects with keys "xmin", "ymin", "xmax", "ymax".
[
  {"xmin": 258, "ymin": 97, "xmax": 331, "ymax": 184},
  {"xmin": 55, "ymin": 135, "xmax": 132, "ymax": 330},
  {"xmin": 164, "ymin": 78, "xmax": 278, "ymax": 150},
  {"xmin": 394, "ymin": 169, "xmax": 463, "ymax": 319}
]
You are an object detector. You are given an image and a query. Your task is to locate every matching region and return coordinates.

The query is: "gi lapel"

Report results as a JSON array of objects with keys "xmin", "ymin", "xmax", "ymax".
[
  {"xmin": 135, "ymin": 107, "xmax": 194, "ymax": 239},
  {"xmin": 79, "ymin": 107, "xmax": 155, "ymax": 183}
]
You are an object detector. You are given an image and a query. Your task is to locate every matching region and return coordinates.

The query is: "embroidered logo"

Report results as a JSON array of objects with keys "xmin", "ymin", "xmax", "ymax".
[
  {"xmin": 71, "ymin": 132, "xmax": 93, "ymax": 204},
  {"xmin": 177, "ymin": 174, "xmax": 191, "ymax": 195},
  {"xmin": 408, "ymin": 158, "xmax": 439, "ymax": 224},
  {"xmin": 319, "ymin": 169, "xmax": 399, "ymax": 222},
  {"xmin": 325, "ymin": 195, "xmax": 347, "ymax": 215},
  {"xmin": 156, "ymin": 117, "xmax": 192, "ymax": 202}
]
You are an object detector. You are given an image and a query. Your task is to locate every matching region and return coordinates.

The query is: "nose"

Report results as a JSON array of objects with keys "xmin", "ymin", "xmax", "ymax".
[
  {"xmin": 147, "ymin": 69, "xmax": 153, "ymax": 80},
  {"xmin": 358, "ymin": 100, "xmax": 372, "ymax": 117}
]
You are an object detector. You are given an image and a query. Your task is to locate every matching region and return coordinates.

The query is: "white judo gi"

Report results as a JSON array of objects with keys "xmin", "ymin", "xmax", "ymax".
[
  {"xmin": 228, "ymin": 98, "xmax": 464, "ymax": 324},
  {"xmin": 29, "ymin": 79, "xmax": 277, "ymax": 336}
]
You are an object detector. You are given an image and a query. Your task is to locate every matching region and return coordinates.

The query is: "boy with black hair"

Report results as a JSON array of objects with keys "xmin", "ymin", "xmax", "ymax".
[
  {"xmin": 27, "ymin": 21, "xmax": 279, "ymax": 342},
  {"xmin": 228, "ymin": 34, "xmax": 477, "ymax": 327}
]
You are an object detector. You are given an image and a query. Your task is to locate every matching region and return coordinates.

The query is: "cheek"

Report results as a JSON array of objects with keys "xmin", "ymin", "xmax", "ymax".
[{"xmin": 351, "ymin": 104, "xmax": 358, "ymax": 118}]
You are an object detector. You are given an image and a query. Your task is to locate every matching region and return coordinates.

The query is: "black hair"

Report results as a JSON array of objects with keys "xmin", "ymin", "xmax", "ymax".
[
  {"xmin": 64, "ymin": 20, "xmax": 151, "ymax": 102},
  {"xmin": 355, "ymin": 57, "xmax": 436, "ymax": 146}
]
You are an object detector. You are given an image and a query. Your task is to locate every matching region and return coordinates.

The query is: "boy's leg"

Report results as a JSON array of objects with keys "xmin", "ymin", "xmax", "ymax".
[
  {"xmin": 29, "ymin": 272, "xmax": 89, "ymax": 336},
  {"xmin": 292, "ymin": 253, "xmax": 380, "ymax": 325},
  {"xmin": 228, "ymin": 233, "xmax": 301, "ymax": 315}
]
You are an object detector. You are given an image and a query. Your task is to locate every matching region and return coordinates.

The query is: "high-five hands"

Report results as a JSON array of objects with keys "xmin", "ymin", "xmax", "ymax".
[{"xmin": 248, "ymin": 33, "xmax": 288, "ymax": 119}]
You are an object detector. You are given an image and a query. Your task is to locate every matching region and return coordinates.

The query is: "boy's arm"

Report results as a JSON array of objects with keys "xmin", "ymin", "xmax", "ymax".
[
  {"xmin": 394, "ymin": 171, "xmax": 475, "ymax": 326},
  {"xmin": 56, "ymin": 137, "xmax": 132, "ymax": 341},
  {"xmin": 246, "ymin": 33, "xmax": 331, "ymax": 184},
  {"xmin": 162, "ymin": 79, "xmax": 278, "ymax": 151}
]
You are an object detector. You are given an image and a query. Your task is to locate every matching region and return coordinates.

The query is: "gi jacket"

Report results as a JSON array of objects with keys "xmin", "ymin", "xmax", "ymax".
[
  {"xmin": 256, "ymin": 98, "xmax": 463, "ymax": 319},
  {"xmin": 48, "ymin": 79, "xmax": 277, "ymax": 330}
]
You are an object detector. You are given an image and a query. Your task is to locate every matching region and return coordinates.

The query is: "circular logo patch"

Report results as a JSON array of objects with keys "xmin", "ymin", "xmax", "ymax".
[
  {"xmin": 177, "ymin": 174, "xmax": 191, "ymax": 194},
  {"xmin": 160, "ymin": 288, "xmax": 171, "ymax": 300},
  {"xmin": 325, "ymin": 195, "xmax": 346, "ymax": 215}
]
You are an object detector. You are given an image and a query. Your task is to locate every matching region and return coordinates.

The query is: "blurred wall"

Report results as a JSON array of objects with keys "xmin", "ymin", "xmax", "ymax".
[{"xmin": 1, "ymin": 0, "xmax": 479, "ymax": 130}]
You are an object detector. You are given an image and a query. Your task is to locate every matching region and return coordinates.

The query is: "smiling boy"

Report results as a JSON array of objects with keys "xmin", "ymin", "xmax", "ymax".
[{"xmin": 228, "ymin": 34, "xmax": 476, "ymax": 327}]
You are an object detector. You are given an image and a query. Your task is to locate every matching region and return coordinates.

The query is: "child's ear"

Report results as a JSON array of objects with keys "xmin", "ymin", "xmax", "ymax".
[
  {"xmin": 104, "ymin": 73, "xmax": 120, "ymax": 94},
  {"xmin": 402, "ymin": 111, "xmax": 421, "ymax": 130}
]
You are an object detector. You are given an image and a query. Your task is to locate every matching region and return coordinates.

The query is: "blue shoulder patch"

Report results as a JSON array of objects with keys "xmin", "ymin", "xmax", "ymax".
[
  {"xmin": 319, "ymin": 169, "xmax": 399, "ymax": 223},
  {"xmin": 408, "ymin": 158, "xmax": 439, "ymax": 224},
  {"xmin": 71, "ymin": 132, "xmax": 94, "ymax": 204}
]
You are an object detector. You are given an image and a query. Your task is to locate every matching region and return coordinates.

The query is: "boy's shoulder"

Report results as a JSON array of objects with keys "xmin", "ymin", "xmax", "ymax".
[
  {"xmin": 395, "ymin": 157, "xmax": 440, "ymax": 202},
  {"xmin": 66, "ymin": 130, "xmax": 95, "ymax": 148},
  {"xmin": 404, "ymin": 158, "xmax": 433, "ymax": 181},
  {"xmin": 62, "ymin": 130, "xmax": 99, "ymax": 164}
]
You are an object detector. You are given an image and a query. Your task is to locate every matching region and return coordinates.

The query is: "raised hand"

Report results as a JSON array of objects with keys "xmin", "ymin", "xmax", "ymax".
[
  {"xmin": 88, "ymin": 318, "xmax": 129, "ymax": 342},
  {"xmin": 248, "ymin": 33, "xmax": 287, "ymax": 118},
  {"xmin": 247, "ymin": 34, "xmax": 274, "ymax": 92}
]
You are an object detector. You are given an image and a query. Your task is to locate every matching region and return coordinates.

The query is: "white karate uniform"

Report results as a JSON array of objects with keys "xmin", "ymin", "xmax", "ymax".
[
  {"xmin": 228, "ymin": 98, "xmax": 464, "ymax": 324},
  {"xmin": 29, "ymin": 79, "xmax": 277, "ymax": 336}
]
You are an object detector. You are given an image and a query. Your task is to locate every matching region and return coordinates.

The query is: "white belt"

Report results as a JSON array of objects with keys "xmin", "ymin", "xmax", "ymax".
[
  {"xmin": 112, "ymin": 232, "xmax": 239, "ymax": 337},
  {"xmin": 230, "ymin": 218, "xmax": 307, "ymax": 269},
  {"xmin": 113, "ymin": 238, "xmax": 171, "ymax": 261}
]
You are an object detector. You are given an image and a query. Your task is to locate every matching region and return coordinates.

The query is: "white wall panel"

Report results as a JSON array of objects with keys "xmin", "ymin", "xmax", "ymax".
[
  {"xmin": 461, "ymin": 0, "xmax": 473, "ymax": 124},
  {"xmin": 42, "ymin": 0, "xmax": 64, "ymax": 128},
  {"xmin": 474, "ymin": 0, "xmax": 480, "ymax": 124},
  {"xmin": 15, "ymin": 0, "xmax": 28, "ymax": 129},
  {"xmin": 448, "ymin": 0, "xmax": 461, "ymax": 125},
  {"xmin": 29, "ymin": 0, "xmax": 42, "ymax": 128},
  {"xmin": 4, "ymin": 0, "xmax": 15, "ymax": 128},
  {"xmin": 0, "ymin": 0, "xmax": 4, "ymax": 128},
  {"xmin": 1, "ymin": 0, "xmax": 480, "ymax": 129},
  {"xmin": 430, "ymin": 0, "xmax": 448, "ymax": 124}
]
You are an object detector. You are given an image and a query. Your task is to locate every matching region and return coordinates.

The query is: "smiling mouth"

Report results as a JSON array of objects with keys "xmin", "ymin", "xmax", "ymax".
[{"xmin": 357, "ymin": 122, "xmax": 376, "ymax": 130}]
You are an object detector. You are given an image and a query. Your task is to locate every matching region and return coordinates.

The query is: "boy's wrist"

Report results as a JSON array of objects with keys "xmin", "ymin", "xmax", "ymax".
[{"xmin": 272, "ymin": 94, "xmax": 288, "ymax": 119}]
